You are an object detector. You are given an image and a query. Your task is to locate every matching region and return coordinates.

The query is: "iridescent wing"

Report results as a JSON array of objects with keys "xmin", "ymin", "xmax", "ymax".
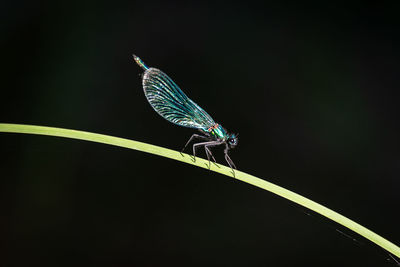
[{"xmin": 141, "ymin": 67, "xmax": 216, "ymax": 131}]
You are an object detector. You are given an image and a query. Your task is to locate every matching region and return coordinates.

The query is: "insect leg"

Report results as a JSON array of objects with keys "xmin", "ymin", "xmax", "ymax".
[
  {"xmin": 203, "ymin": 142, "xmax": 223, "ymax": 169},
  {"xmin": 224, "ymin": 153, "xmax": 237, "ymax": 169},
  {"xmin": 205, "ymin": 147, "xmax": 217, "ymax": 163},
  {"xmin": 192, "ymin": 141, "xmax": 221, "ymax": 164},
  {"xmin": 204, "ymin": 142, "xmax": 223, "ymax": 169},
  {"xmin": 181, "ymin": 134, "xmax": 209, "ymax": 157},
  {"xmin": 224, "ymin": 146, "xmax": 237, "ymax": 177},
  {"xmin": 224, "ymin": 154, "xmax": 237, "ymax": 177}
]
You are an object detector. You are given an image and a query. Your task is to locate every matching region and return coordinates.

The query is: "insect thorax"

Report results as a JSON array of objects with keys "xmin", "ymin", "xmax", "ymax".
[{"xmin": 206, "ymin": 124, "xmax": 228, "ymax": 140}]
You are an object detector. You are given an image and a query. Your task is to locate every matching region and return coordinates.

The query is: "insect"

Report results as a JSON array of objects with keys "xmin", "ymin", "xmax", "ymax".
[{"xmin": 133, "ymin": 54, "xmax": 238, "ymax": 171}]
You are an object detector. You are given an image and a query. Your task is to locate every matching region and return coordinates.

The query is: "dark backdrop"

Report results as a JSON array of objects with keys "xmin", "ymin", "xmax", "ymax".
[{"xmin": 1, "ymin": 1, "xmax": 399, "ymax": 266}]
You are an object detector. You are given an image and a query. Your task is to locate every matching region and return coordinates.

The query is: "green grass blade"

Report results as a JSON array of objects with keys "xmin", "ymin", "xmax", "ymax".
[{"xmin": 1, "ymin": 123, "xmax": 399, "ymax": 258}]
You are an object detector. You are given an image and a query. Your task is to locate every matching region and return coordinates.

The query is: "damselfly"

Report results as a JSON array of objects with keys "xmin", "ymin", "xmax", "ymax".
[{"xmin": 133, "ymin": 55, "xmax": 238, "ymax": 171}]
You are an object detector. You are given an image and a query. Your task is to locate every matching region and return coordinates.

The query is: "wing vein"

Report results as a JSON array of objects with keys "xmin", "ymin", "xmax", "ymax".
[{"xmin": 142, "ymin": 68, "xmax": 215, "ymax": 130}]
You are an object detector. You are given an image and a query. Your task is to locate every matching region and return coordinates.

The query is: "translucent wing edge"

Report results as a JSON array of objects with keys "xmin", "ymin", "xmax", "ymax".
[{"xmin": 142, "ymin": 68, "xmax": 216, "ymax": 130}]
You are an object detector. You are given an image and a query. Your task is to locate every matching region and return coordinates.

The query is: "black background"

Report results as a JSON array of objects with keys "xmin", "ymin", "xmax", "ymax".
[{"xmin": 1, "ymin": 1, "xmax": 400, "ymax": 266}]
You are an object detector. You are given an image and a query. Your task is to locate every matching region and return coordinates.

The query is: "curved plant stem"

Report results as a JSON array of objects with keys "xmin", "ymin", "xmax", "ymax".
[{"xmin": 1, "ymin": 123, "xmax": 399, "ymax": 258}]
